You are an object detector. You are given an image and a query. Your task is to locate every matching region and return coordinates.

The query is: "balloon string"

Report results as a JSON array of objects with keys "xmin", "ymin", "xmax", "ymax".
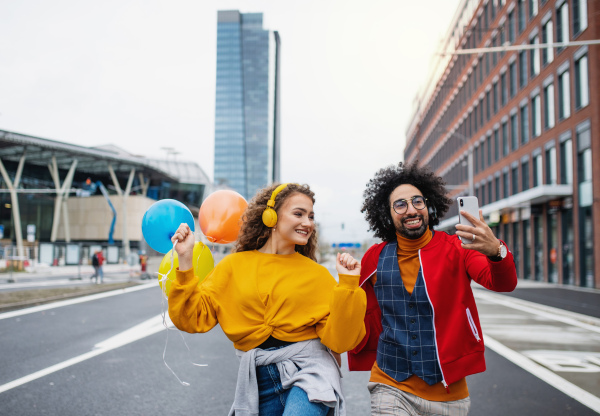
[
  {"xmin": 157, "ymin": 240, "xmax": 207, "ymax": 388},
  {"xmin": 194, "ymin": 243, "xmax": 206, "ymax": 271}
]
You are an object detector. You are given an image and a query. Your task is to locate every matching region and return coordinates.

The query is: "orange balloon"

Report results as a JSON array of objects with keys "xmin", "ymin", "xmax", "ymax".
[{"xmin": 199, "ymin": 190, "xmax": 248, "ymax": 244}]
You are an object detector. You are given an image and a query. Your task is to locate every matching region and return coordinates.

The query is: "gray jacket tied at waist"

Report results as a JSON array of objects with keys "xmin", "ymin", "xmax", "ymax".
[{"xmin": 229, "ymin": 339, "xmax": 345, "ymax": 416}]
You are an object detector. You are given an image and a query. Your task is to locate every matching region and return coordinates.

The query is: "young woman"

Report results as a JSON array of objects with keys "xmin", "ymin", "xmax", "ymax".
[{"xmin": 168, "ymin": 183, "xmax": 366, "ymax": 416}]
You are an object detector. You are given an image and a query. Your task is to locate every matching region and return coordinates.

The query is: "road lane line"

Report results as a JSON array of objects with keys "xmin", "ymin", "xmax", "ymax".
[
  {"xmin": 0, "ymin": 314, "xmax": 170, "ymax": 394},
  {"xmin": 484, "ymin": 335, "xmax": 600, "ymax": 413},
  {"xmin": 474, "ymin": 290, "xmax": 600, "ymax": 333},
  {"xmin": 0, "ymin": 282, "xmax": 156, "ymax": 321}
]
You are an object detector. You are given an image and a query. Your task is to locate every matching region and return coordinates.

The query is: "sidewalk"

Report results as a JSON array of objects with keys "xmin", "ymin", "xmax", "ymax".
[{"xmin": 0, "ymin": 256, "xmax": 164, "ymax": 284}]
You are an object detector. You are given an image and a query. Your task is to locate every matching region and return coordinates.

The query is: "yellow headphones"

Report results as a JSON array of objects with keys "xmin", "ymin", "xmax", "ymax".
[{"xmin": 262, "ymin": 183, "xmax": 290, "ymax": 228}]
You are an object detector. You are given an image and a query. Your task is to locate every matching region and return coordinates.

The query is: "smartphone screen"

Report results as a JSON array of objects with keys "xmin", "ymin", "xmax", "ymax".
[{"xmin": 457, "ymin": 196, "xmax": 479, "ymax": 244}]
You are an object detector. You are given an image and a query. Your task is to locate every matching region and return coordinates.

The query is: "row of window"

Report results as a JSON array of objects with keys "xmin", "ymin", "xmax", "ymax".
[
  {"xmin": 427, "ymin": 44, "xmax": 588, "ymax": 177},
  {"xmin": 443, "ymin": 120, "xmax": 591, "ymax": 206},
  {"xmin": 409, "ymin": 0, "xmax": 588, "ymax": 161}
]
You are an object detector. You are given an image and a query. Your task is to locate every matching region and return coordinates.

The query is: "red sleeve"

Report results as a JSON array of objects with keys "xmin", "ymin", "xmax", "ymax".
[{"xmin": 464, "ymin": 239, "xmax": 517, "ymax": 292}]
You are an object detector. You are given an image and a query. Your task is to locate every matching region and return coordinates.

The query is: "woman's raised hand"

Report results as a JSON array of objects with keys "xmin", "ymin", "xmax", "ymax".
[
  {"xmin": 336, "ymin": 252, "xmax": 361, "ymax": 276},
  {"xmin": 171, "ymin": 223, "xmax": 195, "ymax": 270}
]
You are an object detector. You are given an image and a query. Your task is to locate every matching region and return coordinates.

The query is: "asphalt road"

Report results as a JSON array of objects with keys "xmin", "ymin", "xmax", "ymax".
[{"xmin": 0, "ymin": 283, "xmax": 598, "ymax": 415}]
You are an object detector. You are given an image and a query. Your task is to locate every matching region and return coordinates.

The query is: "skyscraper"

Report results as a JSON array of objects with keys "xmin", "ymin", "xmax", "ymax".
[{"xmin": 214, "ymin": 10, "xmax": 280, "ymax": 200}]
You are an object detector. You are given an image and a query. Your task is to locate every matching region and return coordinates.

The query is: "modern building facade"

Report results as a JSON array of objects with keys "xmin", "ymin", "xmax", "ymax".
[
  {"xmin": 405, "ymin": 0, "xmax": 598, "ymax": 287},
  {"xmin": 214, "ymin": 10, "xmax": 281, "ymax": 200},
  {"xmin": 0, "ymin": 129, "xmax": 211, "ymax": 265}
]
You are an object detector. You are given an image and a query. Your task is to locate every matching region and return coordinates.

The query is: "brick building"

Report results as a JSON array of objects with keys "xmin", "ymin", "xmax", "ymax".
[{"xmin": 405, "ymin": 0, "xmax": 598, "ymax": 287}]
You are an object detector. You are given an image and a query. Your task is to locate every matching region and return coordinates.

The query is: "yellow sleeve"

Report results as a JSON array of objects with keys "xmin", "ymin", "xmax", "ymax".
[
  {"xmin": 316, "ymin": 274, "xmax": 367, "ymax": 354},
  {"xmin": 167, "ymin": 267, "xmax": 219, "ymax": 334}
]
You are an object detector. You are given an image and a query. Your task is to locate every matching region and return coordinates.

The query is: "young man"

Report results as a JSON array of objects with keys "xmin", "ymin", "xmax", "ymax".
[{"xmin": 348, "ymin": 162, "xmax": 517, "ymax": 416}]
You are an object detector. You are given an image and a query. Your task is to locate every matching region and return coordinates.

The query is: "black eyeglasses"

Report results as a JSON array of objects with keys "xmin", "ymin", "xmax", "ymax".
[{"xmin": 392, "ymin": 196, "xmax": 428, "ymax": 215}]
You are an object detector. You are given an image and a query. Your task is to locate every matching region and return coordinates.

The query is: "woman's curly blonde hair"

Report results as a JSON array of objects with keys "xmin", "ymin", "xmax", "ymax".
[{"xmin": 234, "ymin": 183, "xmax": 318, "ymax": 261}]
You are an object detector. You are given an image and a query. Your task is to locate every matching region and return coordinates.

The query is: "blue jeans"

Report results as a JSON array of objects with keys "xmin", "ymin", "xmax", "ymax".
[{"xmin": 256, "ymin": 361, "xmax": 330, "ymax": 416}]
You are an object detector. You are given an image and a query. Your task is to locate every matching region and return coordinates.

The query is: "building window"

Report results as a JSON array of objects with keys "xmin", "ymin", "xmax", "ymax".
[
  {"xmin": 511, "ymin": 113, "xmax": 519, "ymax": 150},
  {"xmin": 522, "ymin": 160, "xmax": 530, "ymax": 191},
  {"xmin": 487, "ymin": 135, "xmax": 492, "ymax": 166},
  {"xmin": 495, "ymin": 176, "xmax": 501, "ymax": 201},
  {"xmin": 512, "ymin": 165, "xmax": 519, "ymax": 194},
  {"xmin": 500, "ymin": 24, "xmax": 507, "ymax": 57},
  {"xmin": 488, "ymin": 180, "xmax": 493, "ymax": 203},
  {"xmin": 529, "ymin": 0, "xmax": 538, "ymax": 19},
  {"xmin": 479, "ymin": 60, "xmax": 484, "ymax": 85},
  {"xmin": 544, "ymin": 82, "xmax": 555, "ymax": 129},
  {"xmin": 518, "ymin": 0, "xmax": 527, "ymax": 33},
  {"xmin": 481, "ymin": 139, "xmax": 486, "ymax": 170},
  {"xmin": 577, "ymin": 126, "xmax": 593, "ymax": 286},
  {"xmin": 479, "ymin": 98, "xmax": 484, "ymax": 127},
  {"xmin": 574, "ymin": 54, "xmax": 589, "ymax": 109},
  {"xmin": 492, "ymin": 35, "xmax": 498, "ymax": 67},
  {"xmin": 556, "ymin": 2, "xmax": 569, "ymax": 51},
  {"xmin": 475, "ymin": 145, "xmax": 480, "ymax": 174},
  {"xmin": 481, "ymin": 183, "xmax": 486, "ymax": 205},
  {"xmin": 508, "ymin": 10, "xmax": 516, "ymax": 43},
  {"xmin": 520, "ymin": 104, "xmax": 529, "ymax": 144},
  {"xmin": 542, "ymin": 19, "xmax": 554, "ymax": 65},
  {"xmin": 532, "ymin": 94, "xmax": 542, "ymax": 137},
  {"xmin": 519, "ymin": 50, "xmax": 528, "ymax": 88},
  {"xmin": 572, "ymin": 0, "xmax": 588, "ymax": 36},
  {"xmin": 546, "ymin": 146, "xmax": 557, "ymax": 184},
  {"xmin": 493, "ymin": 81, "xmax": 499, "ymax": 113},
  {"xmin": 530, "ymin": 35, "xmax": 541, "ymax": 78},
  {"xmin": 503, "ymin": 171, "xmax": 510, "ymax": 197},
  {"xmin": 486, "ymin": 91, "xmax": 491, "ymax": 121},
  {"xmin": 558, "ymin": 68, "xmax": 571, "ymax": 120},
  {"xmin": 533, "ymin": 153, "xmax": 543, "ymax": 186},
  {"xmin": 560, "ymin": 138, "xmax": 573, "ymax": 184},
  {"xmin": 494, "ymin": 128, "xmax": 500, "ymax": 162},
  {"xmin": 501, "ymin": 72, "xmax": 508, "ymax": 106},
  {"xmin": 509, "ymin": 61, "xmax": 517, "ymax": 97},
  {"xmin": 502, "ymin": 121, "xmax": 509, "ymax": 156}
]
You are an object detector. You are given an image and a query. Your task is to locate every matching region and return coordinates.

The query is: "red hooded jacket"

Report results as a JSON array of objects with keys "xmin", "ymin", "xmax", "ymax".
[{"xmin": 347, "ymin": 231, "xmax": 517, "ymax": 386}]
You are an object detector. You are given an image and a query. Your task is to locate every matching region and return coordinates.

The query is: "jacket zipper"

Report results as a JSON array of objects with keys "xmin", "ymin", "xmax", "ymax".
[
  {"xmin": 466, "ymin": 307, "xmax": 481, "ymax": 342},
  {"xmin": 418, "ymin": 250, "xmax": 449, "ymax": 391}
]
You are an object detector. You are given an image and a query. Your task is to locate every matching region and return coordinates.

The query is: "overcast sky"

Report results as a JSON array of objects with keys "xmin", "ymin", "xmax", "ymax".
[{"xmin": 0, "ymin": 0, "xmax": 462, "ymax": 244}]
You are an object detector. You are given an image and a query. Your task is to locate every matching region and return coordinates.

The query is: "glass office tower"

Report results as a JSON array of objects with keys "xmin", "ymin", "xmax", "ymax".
[{"xmin": 214, "ymin": 10, "xmax": 280, "ymax": 200}]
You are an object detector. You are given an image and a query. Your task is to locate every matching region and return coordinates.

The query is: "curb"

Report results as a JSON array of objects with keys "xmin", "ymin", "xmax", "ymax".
[{"xmin": 0, "ymin": 281, "xmax": 146, "ymax": 313}]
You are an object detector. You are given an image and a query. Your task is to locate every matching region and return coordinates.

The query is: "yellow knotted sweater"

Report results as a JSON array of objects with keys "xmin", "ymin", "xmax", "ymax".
[{"xmin": 168, "ymin": 250, "xmax": 367, "ymax": 353}]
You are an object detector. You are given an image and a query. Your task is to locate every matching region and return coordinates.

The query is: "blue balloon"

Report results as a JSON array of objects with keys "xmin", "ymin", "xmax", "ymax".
[{"xmin": 142, "ymin": 199, "xmax": 195, "ymax": 254}]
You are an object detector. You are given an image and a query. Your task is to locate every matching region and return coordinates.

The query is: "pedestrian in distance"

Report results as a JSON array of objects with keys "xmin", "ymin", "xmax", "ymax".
[
  {"xmin": 348, "ymin": 162, "xmax": 517, "ymax": 416},
  {"xmin": 168, "ymin": 183, "xmax": 367, "ymax": 416},
  {"xmin": 95, "ymin": 250, "xmax": 105, "ymax": 284},
  {"xmin": 91, "ymin": 250, "xmax": 105, "ymax": 284},
  {"xmin": 91, "ymin": 251, "xmax": 100, "ymax": 283}
]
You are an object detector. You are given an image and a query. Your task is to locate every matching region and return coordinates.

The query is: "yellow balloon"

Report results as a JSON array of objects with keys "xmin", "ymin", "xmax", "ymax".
[{"xmin": 158, "ymin": 242, "xmax": 214, "ymax": 296}]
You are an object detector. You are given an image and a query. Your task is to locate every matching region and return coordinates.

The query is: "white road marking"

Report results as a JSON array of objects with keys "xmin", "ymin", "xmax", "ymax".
[
  {"xmin": 0, "ymin": 313, "xmax": 171, "ymax": 394},
  {"xmin": 0, "ymin": 282, "xmax": 156, "ymax": 321},
  {"xmin": 484, "ymin": 335, "xmax": 600, "ymax": 413},
  {"xmin": 522, "ymin": 350, "xmax": 600, "ymax": 372},
  {"xmin": 474, "ymin": 290, "xmax": 600, "ymax": 333}
]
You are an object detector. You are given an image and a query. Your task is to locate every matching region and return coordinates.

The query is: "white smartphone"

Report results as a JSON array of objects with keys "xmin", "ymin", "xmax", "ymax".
[{"xmin": 457, "ymin": 196, "xmax": 480, "ymax": 244}]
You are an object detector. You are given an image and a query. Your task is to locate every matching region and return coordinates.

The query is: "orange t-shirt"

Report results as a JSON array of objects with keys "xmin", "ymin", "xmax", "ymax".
[{"xmin": 369, "ymin": 229, "xmax": 469, "ymax": 401}]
